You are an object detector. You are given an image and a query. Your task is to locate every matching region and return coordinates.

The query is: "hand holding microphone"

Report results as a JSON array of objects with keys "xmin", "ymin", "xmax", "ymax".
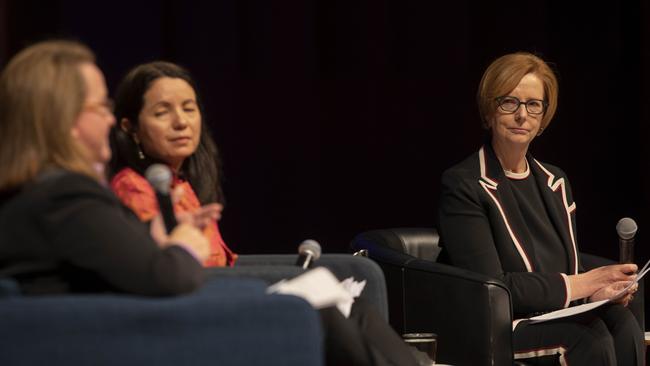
[
  {"xmin": 150, "ymin": 217, "xmax": 210, "ymax": 262},
  {"xmin": 145, "ymin": 164, "xmax": 209, "ymax": 262},
  {"xmin": 166, "ymin": 223, "xmax": 210, "ymax": 262}
]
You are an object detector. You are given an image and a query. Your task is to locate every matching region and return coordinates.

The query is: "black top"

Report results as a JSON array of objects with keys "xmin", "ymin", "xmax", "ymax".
[
  {"xmin": 438, "ymin": 144, "xmax": 581, "ymax": 317},
  {"xmin": 0, "ymin": 170, "xmax": 204, "ymax": 295},
  {"xmin": 509, "ymin": 174, "xmax": 568, "ymax": 274}
]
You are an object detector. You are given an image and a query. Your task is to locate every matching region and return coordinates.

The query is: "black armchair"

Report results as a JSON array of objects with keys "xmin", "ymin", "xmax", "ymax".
[{"xmin": 351, "ymin": 228, "xmax": 645, "ymax": 366}]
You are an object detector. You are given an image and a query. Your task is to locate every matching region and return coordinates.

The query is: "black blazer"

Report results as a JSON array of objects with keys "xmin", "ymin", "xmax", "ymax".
[
  {"xmin": 0, "ymin": 170, "xmax": 203, "ymax": 295},
  {"xmin": 438, "ymin": 144, "xmax": 582, "ymax": 318}
]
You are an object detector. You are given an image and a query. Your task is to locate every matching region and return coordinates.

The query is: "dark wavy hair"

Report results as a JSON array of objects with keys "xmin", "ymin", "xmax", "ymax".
[{"xmin": 108, "ymin": 61, "xmax": 223, "ymax": 204}]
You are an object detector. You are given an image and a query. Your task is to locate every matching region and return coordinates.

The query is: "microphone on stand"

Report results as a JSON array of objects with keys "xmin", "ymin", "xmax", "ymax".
[
  {"xmin": 616, "ymin": 217, "xmax": 637, "ymax": 264},
  {"xmin": 296, "ymin": 240, "xmax": 322, "ymax": 269},
  {"xmin": 145, "ymin": 164, "xmax": 177, "ymax": 233}
]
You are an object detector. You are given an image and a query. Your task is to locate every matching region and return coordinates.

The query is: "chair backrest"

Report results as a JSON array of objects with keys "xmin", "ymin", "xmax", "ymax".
[
  {"xmin": 351, "ymin": 228, "xmax": 441, "ymax": 262},
  {"xmin": 0, "ymin": 278, "xmax": 324, "ymax": 366}
]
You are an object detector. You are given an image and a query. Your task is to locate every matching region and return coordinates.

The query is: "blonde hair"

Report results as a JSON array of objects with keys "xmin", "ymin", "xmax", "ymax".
[
  {"xmin": 477, "ymin": 52, "xmax": 558, "ymax": 130},
  {"xmin": 0, "ymin": 40, "xmax": 97, "ymax": 190}
]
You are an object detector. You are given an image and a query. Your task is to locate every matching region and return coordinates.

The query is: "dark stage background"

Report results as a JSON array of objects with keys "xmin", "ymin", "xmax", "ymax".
[{"xmin": 2, "ymin": 1, "xmax": 650, "ymax": 267}]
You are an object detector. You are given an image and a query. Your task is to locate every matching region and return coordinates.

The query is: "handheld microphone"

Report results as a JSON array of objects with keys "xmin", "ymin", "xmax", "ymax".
[
  {"xmin": 296, "ymin": 240, "xmax": 322, "ymax": 269},
  {"xmin": 616, "ymin": 217, "xmax": 637, "ymax": 264},
  {"xmin": 145, "ymin": 164, "xmax": 177, "ymax": 233}
]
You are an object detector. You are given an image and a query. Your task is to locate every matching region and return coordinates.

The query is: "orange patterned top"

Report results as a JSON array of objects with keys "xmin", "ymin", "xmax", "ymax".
[{"xmin": 110, "ymin": 167, "xmax": 237, "ymax": 267}]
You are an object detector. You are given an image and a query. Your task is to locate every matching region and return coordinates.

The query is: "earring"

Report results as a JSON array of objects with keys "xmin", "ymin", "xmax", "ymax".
[
  {"xmin": 537, "ymin": 127, "xmax": 544, "ymax": 136},
  {"xmin": 132, "ymin": 135, "xmax": 145, "ymax": 160},
  {"xmin": 137, "ymin": 145, "xmax": 145, "ymax": 160}
]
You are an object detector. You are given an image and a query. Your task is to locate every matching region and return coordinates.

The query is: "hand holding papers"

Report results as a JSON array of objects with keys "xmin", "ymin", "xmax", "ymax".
[
  {"xmin": 267, "ymin": 267, "xmax": 366, "ymax": 318},
  {"xmin": 609, "ymin": 257, "xmax": 650, "ymax": 301},
  {"xmin": 529, "ymin": 258, "xmax": 650, "ymax": 324}
]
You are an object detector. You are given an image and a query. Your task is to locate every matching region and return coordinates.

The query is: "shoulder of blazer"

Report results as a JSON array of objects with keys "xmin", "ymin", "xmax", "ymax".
[
  {"xmin": 442, "ymin": 145, "xmax": 503, "ymax": 190},
  {"xmin": 441, "ymin": 150, "xmax": 481, "ymax": 182},
  {"xmin": 25, "ymin": 170, "xmax": 118, "ymax": 207}
]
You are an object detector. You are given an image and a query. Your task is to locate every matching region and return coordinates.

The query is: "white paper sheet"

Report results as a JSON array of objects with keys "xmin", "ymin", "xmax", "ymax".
[{"xmin": 267, "ymin": 267, "xmax": 366, "ymax": 317}]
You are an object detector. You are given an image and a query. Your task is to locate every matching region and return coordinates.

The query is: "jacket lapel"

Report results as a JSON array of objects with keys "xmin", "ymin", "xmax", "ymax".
[
  {"xmin": 478, "ymin": 145, "xmax": 537, "ymax": 272},
  {"xmin": 530, "ymin": 159, "xmax": 579, "ymax": 275}
]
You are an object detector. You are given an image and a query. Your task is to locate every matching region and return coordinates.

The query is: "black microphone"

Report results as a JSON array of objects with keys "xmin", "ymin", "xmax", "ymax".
[
  {"xmin": 616, "ymin": 217, "xmax": 637, "ymax": 264},
  {"xmin": 145, "ymin": 164, "xmax": 177, "ymax": 233},
  {"xmin": 295, "ymin": 240, "xmax": 322, "ymax": 269}
]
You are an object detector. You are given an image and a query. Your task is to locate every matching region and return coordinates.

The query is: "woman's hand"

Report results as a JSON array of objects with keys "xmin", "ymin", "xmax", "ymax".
[
  {"xmin": 149, "ymin": 213, "xmax": 169, "ymax": 246},
  {"xmin": 149, "ymin": 215, "xmax": 210, "ymax": 262},
  {"xmin": 176, "ymin": 203, "xmax": 223, "ymax": 229},
  {"xmin": 589, "ymin": 281, "xmax": 638, "ymax": 307},
  {"xmin": 172, "ymin": 186, "xmax": 223, "ymax": 229},
  {"xmin": 165, "ymin": 223, "xmax": 210, "ymax": 262},
  {"xmin": 568, "ymin": 264, "xmax": 637, "ymax": 301}
]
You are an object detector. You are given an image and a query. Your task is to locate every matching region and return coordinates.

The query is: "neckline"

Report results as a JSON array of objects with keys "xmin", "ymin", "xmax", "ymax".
[{"xmin": 504, "ymin": 160, "xmax": 530, "ymax": 180}]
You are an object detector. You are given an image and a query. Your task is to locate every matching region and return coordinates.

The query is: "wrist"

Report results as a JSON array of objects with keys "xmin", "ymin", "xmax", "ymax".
[{"xmin": 568, "ymin": 273, "xmax": 595, "ymax": 300}]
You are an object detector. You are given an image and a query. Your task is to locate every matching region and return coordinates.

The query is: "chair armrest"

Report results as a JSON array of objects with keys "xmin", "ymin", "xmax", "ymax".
[
  {"xmin": 0, "ymin": 279, "xmax": 323, "ymax": 366},
  {"xmin": 402, "ymin": 259, "xmax": 512, "ymax": 366},
  {"xmin": 359, "ymin": 243, "xmax": 513, "ymax": 366}
]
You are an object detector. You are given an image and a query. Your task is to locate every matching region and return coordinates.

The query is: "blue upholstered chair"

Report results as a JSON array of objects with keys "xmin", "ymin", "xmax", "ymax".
[
  {"xmin": 0, "ymin": 253, "xmax": 390, "ymax": 365},
  {"xmin": 0, "ymin": 278, "xmax": 323, "ymax": 366}
]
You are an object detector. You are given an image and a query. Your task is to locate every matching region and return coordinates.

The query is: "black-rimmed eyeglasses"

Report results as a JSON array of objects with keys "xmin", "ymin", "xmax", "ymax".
[{"xmin": 495, "ymin": 96, "xmax": 547, "ymax": 115}]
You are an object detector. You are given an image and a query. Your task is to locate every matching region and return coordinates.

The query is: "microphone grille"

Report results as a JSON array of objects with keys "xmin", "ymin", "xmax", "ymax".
[
  {"xmin": 298, "ymin": 239, "xmax": 322, "ymax": 260},
  {"xmin": 145, "ymin": 164, "xmax": 172, "ymax": 194},
  {"xmin": 616, "ymin": 217, "xmax": 637, "ymax": 240}
]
